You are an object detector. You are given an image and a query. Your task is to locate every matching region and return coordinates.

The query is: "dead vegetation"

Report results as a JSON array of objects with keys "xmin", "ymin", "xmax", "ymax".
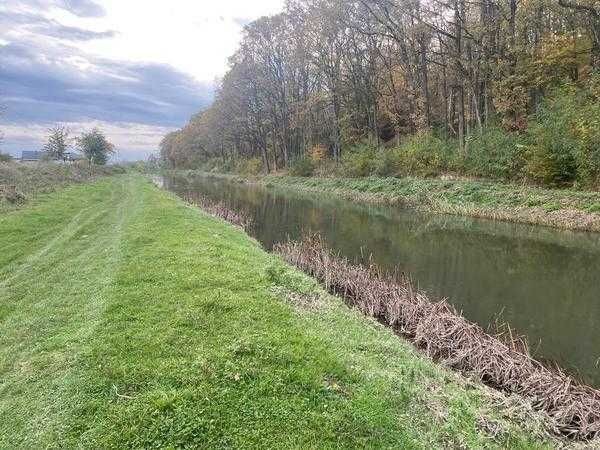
[
  {"xmin": 274, "ymin": 235, "xmax": 600, "ymax": 441},
  {"xmin": 181, "ymin": 191, "xmax": 252, "ymax": 230},
  {"xmin": 0, "ymin": 184, "xmax": 25, "ymax": 205}
]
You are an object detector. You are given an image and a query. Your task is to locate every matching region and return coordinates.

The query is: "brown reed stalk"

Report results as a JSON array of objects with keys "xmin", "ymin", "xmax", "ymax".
[
  {"xmin": 181, "ymin": 192, "xmax": 252, "ymax": 230},
  {"xmin": 274, "ymin": 235, "xmax": 600, "ymax": 440}
]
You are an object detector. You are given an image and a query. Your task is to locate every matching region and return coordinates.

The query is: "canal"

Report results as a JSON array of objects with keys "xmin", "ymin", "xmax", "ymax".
[{"xmin": 166, "ymin": 173, "xmax": 600, "ymax": 386}]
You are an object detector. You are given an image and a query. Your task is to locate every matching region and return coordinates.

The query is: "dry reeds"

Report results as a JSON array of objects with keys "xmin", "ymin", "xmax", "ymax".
[
  {"xmin": 182, "ymin": 192, "xmax": 252, "ymax": 230},
  {"xmin": 274, "ymin": 235, "xmax": 600, "ymax": 440}
]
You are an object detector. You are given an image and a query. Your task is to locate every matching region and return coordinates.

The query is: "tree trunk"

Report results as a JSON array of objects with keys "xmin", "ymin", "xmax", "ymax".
[
  {"xmin": 419, "ymin": 35, "xmax": 431, "ymax": 128},
  {"xmin": 454, "ymin": 0, "xmax": 465, "ymax": 153}
]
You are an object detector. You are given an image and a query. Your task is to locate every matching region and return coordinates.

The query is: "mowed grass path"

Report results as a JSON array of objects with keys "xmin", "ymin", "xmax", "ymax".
[{"xmin": 0, "ymin": 175, "xmax": 553, "ymax": 448}]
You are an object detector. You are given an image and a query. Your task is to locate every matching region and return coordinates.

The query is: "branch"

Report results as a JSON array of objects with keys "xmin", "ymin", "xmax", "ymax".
[{"xmin": 557, "ymin": 0, "xmax": 600, "ymax": 19}]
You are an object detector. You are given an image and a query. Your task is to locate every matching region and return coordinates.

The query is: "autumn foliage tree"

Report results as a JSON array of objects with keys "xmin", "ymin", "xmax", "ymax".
[{"xmin": 162, "ymin": 0, "xmax": 600, "ymax": 185}]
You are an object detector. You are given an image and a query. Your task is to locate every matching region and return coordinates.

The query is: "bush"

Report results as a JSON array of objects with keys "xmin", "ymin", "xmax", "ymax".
[
  {"xmin": 373, "ymin": 148, "xmax": 403, "ymax": 177},
  {"xmin": 524, "ymin": 79, "xmax": 600, "ymax": 187},
  {"xmin": 205, "ymin": 158, "xmax": 236, "ymax": 174},
  {"xmin": 392, "ymin": 132, "xmax": 453, "ymax": 177},
  {"xmin": 340, "ymin": 144, "xmax": 378, "ymax": 177},
  {"xmin": 235, "ymin": 157, "xmax": 263, "ymax": 176},
  {"xmin": 462, "ymin": 126, "xmax": 524, "ymax": 179},
  {"xmin": 0, "ymin": 152, "xmax": 13, "ymax": 163},
  {"xmin": 339, "ymin": 134, "xmax": 454, "ymax": 179},
  {"xmin": 290, "ymin": 157, "xmax": 315, "ymax": 177},
  {"xmin": 308, "ymin": 144, "xmax": 328, "ymax": 163}
]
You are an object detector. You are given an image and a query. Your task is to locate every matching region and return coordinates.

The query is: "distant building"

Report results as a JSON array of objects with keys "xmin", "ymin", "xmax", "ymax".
[{"xmin": 20, "ymin": 151, "xmax": 84, "ymax": 163}]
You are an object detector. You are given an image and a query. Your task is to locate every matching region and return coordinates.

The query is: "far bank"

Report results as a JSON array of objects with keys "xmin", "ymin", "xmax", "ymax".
[{"xmin": 172, "ymin": 171, "xmax": 600, "ymax": 232}]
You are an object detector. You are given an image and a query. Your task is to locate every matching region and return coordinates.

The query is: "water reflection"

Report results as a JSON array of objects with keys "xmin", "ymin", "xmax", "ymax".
[{"xmin": 167, "ymin": 174, "xmax": 600, "ymax": 386}]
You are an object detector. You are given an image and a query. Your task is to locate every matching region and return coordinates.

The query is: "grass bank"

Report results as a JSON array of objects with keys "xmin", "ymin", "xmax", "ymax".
[
  {"xmin": 0, "ymin": 161, "xmax": 125, "ymax": 213},
  {"xmin": 185, "ymin": 171, "xmax": 600, "ymax": 232},
  {"xmin": 0, "ymin": 175, "xmax": 558, "ymax": 448},
  {"xmin": 264, "ymin": 176, "xmax": 600, "ymax": 232}
]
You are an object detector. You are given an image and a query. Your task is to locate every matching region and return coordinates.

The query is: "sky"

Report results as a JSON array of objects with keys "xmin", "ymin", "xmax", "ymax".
[{"xmin": 0, "ymin": 0, "xmax": 284, "ymax": 161}]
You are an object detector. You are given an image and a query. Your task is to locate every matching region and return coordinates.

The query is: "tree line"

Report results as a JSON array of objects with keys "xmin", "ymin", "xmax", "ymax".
[{"xmin": 161, "ymin": 0, "xmax": 600, "ymax": 186}]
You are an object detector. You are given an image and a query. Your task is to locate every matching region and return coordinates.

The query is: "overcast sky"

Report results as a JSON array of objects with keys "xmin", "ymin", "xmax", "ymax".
[{"xmin": 0, "ymin": 0, "xmax": 284, "ymax": 160}]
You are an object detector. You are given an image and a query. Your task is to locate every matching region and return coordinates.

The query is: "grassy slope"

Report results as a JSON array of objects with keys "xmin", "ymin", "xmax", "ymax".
[
  {"xmin": 0, "ymin": 161, "xmax": 123, "ymax": 213},
  {"xmin": 194, "ymin": 171, "xmax": 600, "ymax": 232},
  {"xmin": 0, "ymin": 175, "xmax": 554, "ymax": 448}
]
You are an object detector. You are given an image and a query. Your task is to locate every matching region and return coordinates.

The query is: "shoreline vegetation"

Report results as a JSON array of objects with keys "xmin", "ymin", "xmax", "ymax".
[
  {"xmin": 1, "ymin": 174, "xmax": 562, "ymax": 448},
  {"xmin": 175, "ymin": 170, "xmax": 600, "ymax": 232}
]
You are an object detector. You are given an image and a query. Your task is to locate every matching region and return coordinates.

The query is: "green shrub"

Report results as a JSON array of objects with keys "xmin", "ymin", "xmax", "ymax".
[
  {"xmin": 0, "ymin": 153, "xmax": 13, "ymax": 163},
  {"xmin": 462, "ymin": 127, "xmax": 524, "ymax": 179},
  {"xmin": 340, "ymin": 144, "xmax": 378, "ymax": 177},
  {"xmin": 524, "ymin": 79, "xmax": 600, "ymax": 187},
  {"xmin": 235, "ymin": 157, "xmax": 263, "ymax": 176},
  {"xmin": 524, "ymin": 104, "xmax": 578, "ymax": 186},
  {"xmin": 289, "ymin": 157, "xmax": 315, "ymax": 177},
  {"xmin": 393, "ymin": 132, "xmax": 453, "ymax": 177},
  {"xmin": 341, "ymin": 133, "xmax": 453, "ymax": 178},
  {"xmin": 210, "ymin": 158, "xmax": 235, "ymax": 173}
]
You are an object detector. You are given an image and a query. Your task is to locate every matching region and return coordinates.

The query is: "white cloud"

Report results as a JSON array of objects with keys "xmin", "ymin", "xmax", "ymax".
[{"xmin": 50, "ymin": 0, "xmax": 285, "ymax": 82}]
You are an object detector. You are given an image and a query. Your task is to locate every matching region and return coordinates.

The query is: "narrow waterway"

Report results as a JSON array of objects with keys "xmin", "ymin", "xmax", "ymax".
[{"xmin": 166, "ymin": 173, "xmax": 600, "ymax": 386}]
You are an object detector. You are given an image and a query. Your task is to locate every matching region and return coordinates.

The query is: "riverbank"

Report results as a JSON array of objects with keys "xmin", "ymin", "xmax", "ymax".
[
  {"xmin": 0, "ymin": 161, "xmax": 124, "ymax": 213},
  {"xmin": 181, "ymin": 171, "xmax": 600, "ymax": 232},
  {"xmin": 0, "ymin": 175, "xmax": 557, "ymax": 448}
]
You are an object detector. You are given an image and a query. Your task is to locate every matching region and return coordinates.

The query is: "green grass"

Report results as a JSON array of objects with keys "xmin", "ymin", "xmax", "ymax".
[
  {"xmin": 0, "ymin": 175, "xmax": 555, "ymax": 448},
  {"xmin": 196, "ymin": 172, "xmax": 600, "ymax": 232},
  {"xmin": 0, "ymin": 161, "xmax": 125, "ymax": 213}
]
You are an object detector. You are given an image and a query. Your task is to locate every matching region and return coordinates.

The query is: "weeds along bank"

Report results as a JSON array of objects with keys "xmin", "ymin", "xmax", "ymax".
[
  {"xmin": 0, "ymin": 162, "xmax": 126, "ymax": 212},
  {"xmin": 169, "ymin": 170, "xmax": 600, "ymax": 232},
  {"xmin": 0, "ymin": 175, "xmax": 560, "ymax": 448},
  {"xmin": 275, "ymin": 236, "xmax": 600, "ymax": 440}
]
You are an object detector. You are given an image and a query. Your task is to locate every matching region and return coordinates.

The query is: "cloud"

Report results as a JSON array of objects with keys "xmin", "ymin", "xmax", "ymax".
[
  {"xmin": 232, "ymin": 16, "xmax": 253, "ymax": 27},
  {"xmin": 0, "ymin": 33, "xmax": 213, "ymax": 160},
  {"xmin": 2, "ymin": 0, "xmax": 106, "ymax": 17},
  {"xmin": 0, "ymin": 0, "xmax": 286, "ymax": 160},
  {"xmin": 60, "ymin": 0, "xmax": 106, "ymax": 17},
  {"xmin": 0, "ymin": 11, "xmax": 116, "ymax": 41},
  {"xmin": 0, "ymin": 38, "xmax": 213, "ymax": 126}
]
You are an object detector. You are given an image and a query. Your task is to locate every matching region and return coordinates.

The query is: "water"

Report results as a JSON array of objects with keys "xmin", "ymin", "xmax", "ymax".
[{"xmin": 166, "ymin": 173, "xmax": 600, "ymax": 386}]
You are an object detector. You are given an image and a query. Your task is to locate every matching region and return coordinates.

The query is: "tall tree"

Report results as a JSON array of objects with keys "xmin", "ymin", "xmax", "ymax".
[
  {"xmin": 77, "ymin": 128, "xmax": 115, "ymax": 166},
  {"xmin": 43, "ymin": 126, "xmax": 71, "ymax": 160}
]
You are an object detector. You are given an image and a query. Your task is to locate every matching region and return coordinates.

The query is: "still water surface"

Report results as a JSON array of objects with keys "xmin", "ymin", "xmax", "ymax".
[{"xmin": 166, "ymin": 174, "xmax": 600, "ymax": 386}]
